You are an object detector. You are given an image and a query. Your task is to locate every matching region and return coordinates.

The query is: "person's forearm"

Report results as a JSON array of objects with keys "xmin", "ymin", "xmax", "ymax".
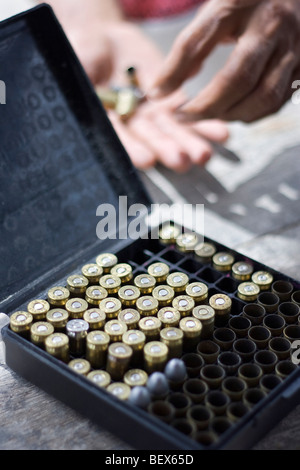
[{"xmin": 41, "ymin": 0, "xmax": 124, "ymax": 29}]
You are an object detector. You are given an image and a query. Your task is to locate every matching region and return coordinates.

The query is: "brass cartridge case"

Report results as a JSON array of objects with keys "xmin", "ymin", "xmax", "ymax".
[
  {"xmin": 159, "ymin": 223, "xmax": 181, "ymax": 244},
  {"xmin": 147, "ymin": 262, "xmax": 170, "ymax": 283},
  {"xmin": 144, "ymin": 341, "xmax": 169, "ymax": 373},
  {"xmin": 85, "ymin": 286, "xmax": 108, "ymax": 306},
  {"xmin": 182, "ymin": 353, "xmax": 204, "ymax": 378},
  {"xmin": 212, "ymin": 252, "xmax": 235, "ymax": 272},
  {"xmin": 96, "ymin": 253, "xmax": 118, "ymax": 273},
  {"xmin": 213, "ymin": 328, "xmax": 236, "ymax": 351},
  {"xmin": 217, "ymin": 352, "xmax": 241, "ymax": 376},
  {"xmin": 194, "ymin": 242, "xmax": 216, "ymax": 263},
  {"xmin": 104, "ymin": 319, "xmax": 128, "ymax": 343},
  {"xmin": 30, "ymin": 321, "xmax": 54, "ymax": 348},
  {"xmin": 68, "ymin": 358, "xmax": 91, "ymax": 376},
  {"xmin": 193, "ymin": 305, "xmax": 215, "ymax": 339},
  {"xmin": 110, "ymin": 263, "xmax": 133, "ymax": 284},
  {"xmin": 228, "ymin": 316, "xmax": 252, "ymax": 338},
  {"xmin": 87, "ymin": 370, "xmax": 111, "ymax": 388},
  {"xmin": 67, "ymin": 274, "xmax": 89, "ymax": 296},
  {"xmin": 166, "ymin": 272, "xmax": 189, "ymax": 294},
  {"xmin": 185, "ymin": 282, "xmax": 208, "ymax": 304},
  {"xmin": 134, "ymin": 274, "xmax": 156, "ymax": 295},
  {"xmin": 160, "ymin": 327, "xmax": 183, "ymax": 358},
  {"xmin": 275, "ymin": 360, "xmax": 298, "ymax": 379},
  {"xmin": 237, "ymin": 282, "xmax": 260, "ymax": 302},
  {"xmin": 122, "ymin": 329, "xmax": 146, "ymax": 366},
  {"xmin": 10, "ymin": 311, "xmax": 33, "ymax": 337},
  {"xmin": 86, "ymin": 330, "xmax": 110, "ymax": 368},
  {"xmin": 252, "ymin": 271, "xmax": 273, "ymax": 291},
  {"xmin": 118, "ymin": 309, "xmax": 140, "ymax": 330},
  {"xmin": 27, "ymin": 299, "xmax": 50, "ymax": 321},
  {"xmin": 139, "ymin": 316, "xmax": 162, "ymax": 342},
  {"xmin": 45, "ymin": 333, "xmax": 69, "ymax": 363},
  {"xmin": 268, "ymin": 337, "xmax": 291, "ymax": 361},
  {"xmin": 83, "ymin": 308, "xmax": 106, "ymax": 330},
  {"xmin": 124, "ymin": 369, "xmax": 148, "ymax": 387},
  {"xmin": 263, "ymin": 314, "xmax": 285, "ymax": 337},
  {"xmin": 227, "ymin": 402, "xmax": 249, "ymax": 423},
  {"xmin": 106, "ymin": 342, "xmax": 133, "ymax": 381},
  {"xmin": 209, "ymin": 294, "xmax": 231, "ymax": 326},
  {"xmin": 176, "ymin": 232, "xmax": 199, "ymax": 253},
  {"xmin": 238, "ymin": 364, "xmax": 263, "ymax": 388},
  {"xmin": 180, "ymin": 317, "xmax": 202, "ymax": 351},
  {"xmin": 173, "ymin": 295, "xmax": 195, "ymax": 317},
  {"xmin": 65, "ymin": 298, "xmax": 88, "ymax": 319},
  {"xmin": 47, "ymin": 286, "xmax": 70, "ymax": 307},
  {"xmin": 254, "ymin": 350, "xmax": 277, "ymax": 374},
  {"xmin": 232, "ymin": 261, "xmax": 254, "ymax": 281},
  {"xmin": 118, "ymin": 285, "xmax": 140, "ymax": 307},
  {"xmin": 136, "ymin": 296, "xmax": 159, "ymax": 317},
  {"xmin": 81, "ymin": 263, "xmax": 103, "ymax": 283},
  {"xmin": 158, "ymin": 307, "xmax": 181, "ymax": 328},
  {"xmin": 197, "ymin": 340, "xmax": 220, "ymax": 364},
  {"xmin": 46, "ymin": 309, "xmax": 69, "ymax": 331},
  {"xmin": 278, "ymin": 302, "xmax": 300, "ymax": 324},
  {"xmin": 99, "ymin": 297, "xmax": 122, "ymax": 319},
  {"xmin": 259, "ymin": 374, "xmax": 282, "ymax": 394},
  {"xmin": 99, "ymin": 274, "xmax": 121, "ymax": 295},
  {"xmin": 107, "ymin": 382, "xmax": 131, "ymax": 401},
  {"xmin": 152, "ymin": 285, "xmax": 175, "ymax": 307}
]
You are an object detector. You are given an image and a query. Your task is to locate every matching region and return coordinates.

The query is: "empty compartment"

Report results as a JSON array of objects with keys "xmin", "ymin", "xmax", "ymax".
[{"xmin": 197, "ymin": 268, "xmax": 223, "ymax": 284}]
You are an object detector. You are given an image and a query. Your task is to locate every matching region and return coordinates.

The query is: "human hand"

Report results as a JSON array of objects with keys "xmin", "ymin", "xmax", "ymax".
[
  {"xmin": 101, "ymin": 23, "xmax": 229, "ymax": 171},
  {"xmin": 66, "ymin": 19, "xmax": 229, "ymax": 171},
  {"xmin": 151, "ymin": 0, "xmax": 300, "ymax": 123}
]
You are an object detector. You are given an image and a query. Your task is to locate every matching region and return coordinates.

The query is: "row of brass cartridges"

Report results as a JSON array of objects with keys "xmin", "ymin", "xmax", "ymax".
[
  {"xmin": 11, "ymin": 298, "xmax": 221, "ymax": 367},
  {"xmin": 10, "ymin": 309, "xmax": 202, "ymax": 378},
  {"xmin": 159, "ymin": 223, "xmax": 300, "ymax": 304}
]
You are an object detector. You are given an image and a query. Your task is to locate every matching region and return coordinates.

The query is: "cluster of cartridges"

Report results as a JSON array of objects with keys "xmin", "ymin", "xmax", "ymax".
[{"xmin": 9, "ymin": 224, "xmax": 300, "ymax": 446}]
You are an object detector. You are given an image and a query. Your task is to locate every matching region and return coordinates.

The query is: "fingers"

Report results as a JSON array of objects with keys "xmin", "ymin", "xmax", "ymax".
[
  {"xmin": 149, "ymin": 1, "xmax": 229, "ymax": 98},
  {"xmin": 174, "ymin": 29, "xmax": 276, "ymax": 122},
  {"xmin": 153, "ymin": 112, "xmax": 213, "ymax": 166},
  {"xmin": 222, "ymin": 49, "xmax": 297, "ymax": 122},
  {"xmin": 192, "ymin": 120, "xmax": 230, "ymax": 143},
  {"xmin": 128, "ymin": 114, "xmax": 192, "ymax": 172}
]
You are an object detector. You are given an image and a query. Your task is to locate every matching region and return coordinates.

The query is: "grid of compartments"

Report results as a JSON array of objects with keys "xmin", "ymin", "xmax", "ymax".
[{"xmin": 7, "ymin": 228, "xmax": 300, "ymax": 448}]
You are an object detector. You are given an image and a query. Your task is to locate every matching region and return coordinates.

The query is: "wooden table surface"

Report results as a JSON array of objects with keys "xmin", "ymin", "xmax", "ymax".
[{"xmin": 1, "ymin": 100, "xmax": 300, "ymax": 450}]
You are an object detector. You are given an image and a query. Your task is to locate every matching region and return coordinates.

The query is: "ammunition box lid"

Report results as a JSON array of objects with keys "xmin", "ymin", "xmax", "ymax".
[{"xmin": 0, "ymin": 5, "xmax": 150, "ymax": 309}]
